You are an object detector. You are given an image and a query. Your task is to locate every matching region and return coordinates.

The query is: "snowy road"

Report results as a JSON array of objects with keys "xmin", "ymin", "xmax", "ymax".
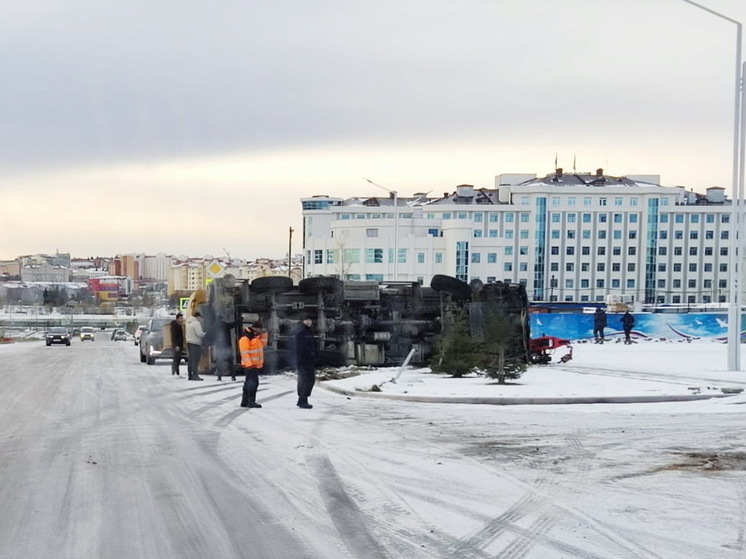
[{"xmin": 1, "ymin": 338, "xmax": 745, "ymax": 558}]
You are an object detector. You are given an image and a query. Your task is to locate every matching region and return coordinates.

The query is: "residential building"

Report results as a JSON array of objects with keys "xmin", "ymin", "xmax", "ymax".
[{"xmin": 300, "ymin": 169, "xmax": 740, "ymax": 305}]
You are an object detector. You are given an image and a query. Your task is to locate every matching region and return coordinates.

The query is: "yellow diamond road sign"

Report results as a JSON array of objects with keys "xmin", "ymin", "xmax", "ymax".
[{"xmin": 208, "ymin": 262, "xmax": 224, "ymax": 276}]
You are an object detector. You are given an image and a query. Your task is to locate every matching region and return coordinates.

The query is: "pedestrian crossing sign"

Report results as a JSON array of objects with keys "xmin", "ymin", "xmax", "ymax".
[{"xmin": 179, "ymin": 297, "xmax": 189, "ymax": 311}]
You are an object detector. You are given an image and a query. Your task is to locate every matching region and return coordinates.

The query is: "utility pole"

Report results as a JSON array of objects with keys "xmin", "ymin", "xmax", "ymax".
[{"xmin": 288, "ymin": 227, "xmax": 294, "ymax": 279}]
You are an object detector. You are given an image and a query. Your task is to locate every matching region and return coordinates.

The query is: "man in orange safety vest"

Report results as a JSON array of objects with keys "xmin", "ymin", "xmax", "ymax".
[{"xmin": 238, "ymin": 323, "xmax": 268, "ymax": 408}]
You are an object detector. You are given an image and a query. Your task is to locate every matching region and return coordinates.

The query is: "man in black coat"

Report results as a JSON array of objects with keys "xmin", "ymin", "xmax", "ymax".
[
  {"xmin": 170, "ymin": 313, "xmax": 185, "ymax": 376},
  {"xmin": 593, "ymin": 308, "xmax": 607, "ymax": 344},
  {"xmin": 293, "ymin": 315, "xmax": 318, "ymax": 409},
  {"xmin": 620, "ymin": 311, "xmax": 635, "ymax": 345}
]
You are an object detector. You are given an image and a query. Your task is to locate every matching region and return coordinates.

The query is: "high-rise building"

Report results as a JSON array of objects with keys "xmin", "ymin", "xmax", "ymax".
[{"xmin": 301, "ymin": 169, "xmax": 739, "ymax": 305}]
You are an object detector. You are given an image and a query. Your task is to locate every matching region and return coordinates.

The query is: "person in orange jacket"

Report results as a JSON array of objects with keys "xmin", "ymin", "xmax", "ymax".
[{"xmin": 238, "ymin": 323, "xmax": 268, "ymax": 408}]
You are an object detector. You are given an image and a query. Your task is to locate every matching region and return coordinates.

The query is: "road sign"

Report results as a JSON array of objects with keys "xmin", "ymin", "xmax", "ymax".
[{"xmin": 179, "ymin": 297, "xmax": 189, "ymax": 311}]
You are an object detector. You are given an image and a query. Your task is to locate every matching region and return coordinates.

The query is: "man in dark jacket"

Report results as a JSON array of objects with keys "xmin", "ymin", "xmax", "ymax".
[
  {"xmin": 293, "ymin": 315, "xmax": 318, "ymax": 409},
  {"xmin": 621, "ymin": 311, "xmax": 635, "ymax": 345},
  {"xmin": 593, "ymin": 308, "xmax": 607, "ymax": 344},
  {"xmin": 170, "ymin": 313, "xmax": 185, "ymax": 376}
]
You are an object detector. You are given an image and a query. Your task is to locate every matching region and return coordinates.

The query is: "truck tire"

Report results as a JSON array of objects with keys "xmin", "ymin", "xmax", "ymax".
[
  {"xmin": 251, "ymin": 276, "xmax": 293, "ymax": 294},
  {"xmin": 430, "ymin": 274, "xmax": 472, "ymax": 301},
  {"xmin": 299, "ymin": 276, "xmax": 342, "ymax": 294}
]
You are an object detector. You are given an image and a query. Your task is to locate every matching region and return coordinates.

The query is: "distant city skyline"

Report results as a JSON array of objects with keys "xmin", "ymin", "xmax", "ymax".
[{"xmin": 3, "ymin": 0, "xmax": 746, "ymax": 260}]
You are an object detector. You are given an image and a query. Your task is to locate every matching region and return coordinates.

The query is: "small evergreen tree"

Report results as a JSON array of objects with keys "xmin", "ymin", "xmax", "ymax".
[
  {"xmin": 475, "ymin": 311, "xmax": 528, "ymax": 384},
  {"xmin": 430, "ymin": 305, "xmax": 479, "ymax": 378}
]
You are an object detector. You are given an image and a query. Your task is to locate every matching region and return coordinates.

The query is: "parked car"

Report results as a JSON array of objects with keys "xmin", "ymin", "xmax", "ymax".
[
  {"xmin": 139, "ymin": 317, "xmax": 177, "ymax": 365},
  {"xmin": 79, "ymin": 326, "xmax": 96, "ymax": 342},
  {"xmin": 46, "ymin": 327, "xmax": 71, "ymax": 346},
  {"xmin": 112, "ymin": 329, "xmax": 128, "ymax": 341},
  {"xmin": 134, "ymin": 325, "xmax": 146, "ymax": 346}
]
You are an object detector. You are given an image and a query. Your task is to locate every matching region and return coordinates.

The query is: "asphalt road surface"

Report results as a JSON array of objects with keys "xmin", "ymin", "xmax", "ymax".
[{"xmin": 1, "ymin": 336, "xmax": 745, "ymax": 559}]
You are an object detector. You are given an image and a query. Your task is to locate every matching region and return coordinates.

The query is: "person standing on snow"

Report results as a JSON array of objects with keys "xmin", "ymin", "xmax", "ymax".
[
  {"xmin": 593, "ymin": 308, "xmax": 607, "ymax": 343},
  {"xmin": 621, "ymin": 311, "xmax": 635, "ymax": 345},
  {"xmin": 185, "ymin": 311, "xmax": 205, "ymax": 381},
  {"xmin": 293, "ymin": 314, "xmax": 318, "ymax": 409},
  {"xmin": 169, "ymin": 313, "xmax": 185, "ymax": 376},
  {"xmin": 238, "ymin": 323, "xmax": 267, "ymax": 408}
]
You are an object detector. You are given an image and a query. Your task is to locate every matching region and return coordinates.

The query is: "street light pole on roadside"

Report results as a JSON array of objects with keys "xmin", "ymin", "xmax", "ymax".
[
  {"xmin": 365, "ymin": 178, "xmax": 400, "ymax": 281},
  {"xmin": 678, "ymin": 0, "xmax": 743, "ymax": 371}
]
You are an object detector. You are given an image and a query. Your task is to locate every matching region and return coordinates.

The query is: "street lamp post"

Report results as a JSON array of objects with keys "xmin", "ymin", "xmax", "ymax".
[
  {"xmin": 365, "ymin": 178, "xmax": 400, "ymax": 281},
  {"xmin": 678, "ymin": 0, "xmax": 743, "ymax": 371}
]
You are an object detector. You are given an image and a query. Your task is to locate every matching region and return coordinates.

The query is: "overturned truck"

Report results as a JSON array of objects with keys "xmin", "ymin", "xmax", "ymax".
[{"xmin": 187, "ymin": 274, "xmax": 531, "ymax": 376}]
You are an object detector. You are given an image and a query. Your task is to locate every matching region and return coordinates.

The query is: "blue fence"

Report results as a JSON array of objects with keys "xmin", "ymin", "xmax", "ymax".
[{"xmin": 529, "ymin": 312, "xmax": 744, "ymax": 342}]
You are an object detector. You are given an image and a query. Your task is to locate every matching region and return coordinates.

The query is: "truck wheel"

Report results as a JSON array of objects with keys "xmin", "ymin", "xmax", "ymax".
[
  {"xmin": 250, "ymin": 276, "xmax": 293, "ymax": 294},
  {"xmin": 299, "ymin": 276, "xmax": 342, "ymax": 294},
  {"xmin": 146, "ymin": 355, "xmax": 155, "ymax": 365},
  {"xmin": 430, "ymin": 274, "xmax": 472, "ymax": 301},
  {"xmin": 140, "ymin": 352, "xmax": 146, "ymax": 363}
]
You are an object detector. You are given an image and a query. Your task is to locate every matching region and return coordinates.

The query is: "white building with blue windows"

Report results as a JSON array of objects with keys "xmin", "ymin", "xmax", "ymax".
[{"xmin": 300, "ymin": 169, "xmax": 737, "ymax": 304}]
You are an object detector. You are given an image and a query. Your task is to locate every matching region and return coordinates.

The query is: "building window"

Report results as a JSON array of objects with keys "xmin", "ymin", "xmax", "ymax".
[
  {"xmin": 473, "ymin": 230, "xmax": 483, "ymax": 238},
  {"xmin": 504, "ymin": 263, "xmax": 513, "ymax": 272},
  {"xmin": 627, "ymin": 263, "xmax": 636, "ymax": 272},
  {"xmin": 704, "ymin": 263, "xmax": 713, "ymax": 272},
  {"xmin": 366, "ymin": 228, "xmax": 378, "ymax": 238},
  {"xmin": 611, "ymin": 279, "xmax": 620, "ymax": 288},
  {"xmin": 566, "ymin": 263, "xmax": 574, "ymax": 272},
  {"xmin": 365, "ymin": 249, "xmax": 384, "ymax": 263},
  {"xmin": 417, "ymin": 252, "xmax": 425, "ymax": 264},
  {"xmin": 689, "ymin": 247, "xmax": 698, "ymax": 256},
  {"xmin": 673, "ymin": 263, "xmax": 682, "ymax": 272},
  {"xmin": 506, "ymin": 246, "xmax": 514, "ymax": 256},
  {"xmin": 457, "ymin": 212, "xmax": 467, "ymax": 220},
  {"xmin": 343, "ymin": 249, "xmax": 361, "ymax": 263},
  {"xmin": 688, "ymin": 279, "xmax": 697, "ymax": 288},
  {"xmin": 428, "ymin": 228, "xmax": 440, "ymax": 237},
  {"xmin": 435, "ymin": 252, "xmax": 443, "ymax": 264},
  {"xmin": 487, "ymin": 253, "xmax": 497, "ymax": 263},
  {"xmin": 720, "ymin": 264, "xmax": 728, "ymax": 272},
  {"xmin": 582, "ymin": 246, "xmax": 590, "ymax": 255},
  {"xmin": 690, "ymin": 231, "xmax": 698, "ymax": 240},
  {"xmin": 612, "ymin": 263, "xmax": 621, "ymax": 272},
  {"xmin": 314, "ymin": 250, "xmax": 323, "ymax": 264},
  {"xmin": 471, "ymin": 253, "xmax": 481, "ymax": 263},
  {"xmin": 366, "ymin": 274, "xmax": 384, "ymax": 281},
  {"xmin": 489, "ymin": 213, "xmax": 498, "ymax": 222},
  {"xmin": 398, "ymin": 249, "xmax": 407, "ymax": 263},
  {"xmin": 659, "ymin": 247, "xmax": 667, "ymax": 256},
  {"xmin": 474, "ymin": 213, "xmax": 483, "ymax": 222},
  {"xmin": 720, "ymin": 247, "xmax": 729, "ymax": 256},
  {"xmin": 326, "ymin": 250, "xmax": 336, "ymax": 264},
  {"xmin": 488, "ymin": 228, "xmax": 499, "ymax": 238},
  {"xmin": 721, "ymin": 231, "xmax": 729, "ymax": 240},
  {"xmin": 627, "ymin": 279, "xmax": 635, "ymax": 288}
]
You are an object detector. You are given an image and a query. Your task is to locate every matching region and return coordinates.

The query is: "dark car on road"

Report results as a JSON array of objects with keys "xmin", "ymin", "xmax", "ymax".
[
  {"xmin": 46, "ymin": 327, "xmax": 71, "ymax": 346},
  {"xmin": 139, "ymin": 317, "xmax": 177, "ymax": 365}
]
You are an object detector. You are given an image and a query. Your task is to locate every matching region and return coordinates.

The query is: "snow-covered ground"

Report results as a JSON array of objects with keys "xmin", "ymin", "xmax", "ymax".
[
  {"xmin": 322, "ymin": 338, "xmax": 746, "ymax": 404},
  {"xmin": 3, "ymin": 337, "xmax": 746, "ymax": 558}
]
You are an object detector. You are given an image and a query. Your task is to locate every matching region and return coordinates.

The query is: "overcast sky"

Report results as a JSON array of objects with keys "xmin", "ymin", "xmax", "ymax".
[{"xmin": 3, "ymin": 0, "xmax": 746, "ymax": 261}]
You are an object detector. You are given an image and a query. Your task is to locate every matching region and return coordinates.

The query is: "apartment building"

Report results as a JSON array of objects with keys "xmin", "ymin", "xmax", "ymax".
[{"xmin": 300, "ymin": 169, "xmax": 739, "ymax": 304}]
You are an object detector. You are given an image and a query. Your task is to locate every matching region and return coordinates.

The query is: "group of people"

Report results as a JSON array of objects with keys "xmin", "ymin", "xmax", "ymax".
[
  {"xmin": 169, "ymin": 312, "xmax": 318, "ymax": 409},
  {"xmin": 593, "ymin": 307, "xmax": 636, "ymax": 344}
]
